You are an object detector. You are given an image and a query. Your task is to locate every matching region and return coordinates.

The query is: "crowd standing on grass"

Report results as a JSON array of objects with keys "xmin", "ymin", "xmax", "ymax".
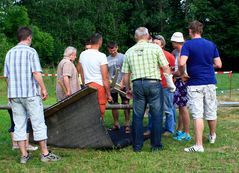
[
  {"xmin": 107, "ymin": 41, "xmax": 131, "ymax": 134},
  {"xmin": 4, "ymin": 27, "xmax": 61, "ymax": 164},
  {"xmin": 121, "ymin": 27, "xmax": 176, "ymax": 152},
  {"xmin": 77, "ymin": 33, "xmax": 112, "ymax": 119},
  {"xmin": 179, "ymin": 21, "xmax": 222, "ymax": 152},
  {"xmin": 56, "ymin": 46, "xmax": 80, "ymax": 101},
  {"xmin": 145, "ymin": 35, "xmax": 176, "ymax": 137},
  {"xmin": 3, "ymin": 20, "xmax": 222, "ymax": 164},
  {"xmin": 171, "ymin": 32, "xmax": 191, "ymax": 141}
]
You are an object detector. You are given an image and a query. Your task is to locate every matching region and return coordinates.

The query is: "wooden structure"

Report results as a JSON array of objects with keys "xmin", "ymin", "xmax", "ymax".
[{"xmin": 44, "ymin": 87, "xmax": 114, "ymax": 148}]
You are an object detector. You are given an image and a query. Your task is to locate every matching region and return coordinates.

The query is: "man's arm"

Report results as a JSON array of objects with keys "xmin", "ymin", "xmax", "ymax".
[
  {"xmin": 162, "ymin": 65, "xmax": 176, "ymax": 92},
  {"xmin": 122, "ymin": 73, "xmax": 131, "ymax": 90},
  {"xmin": 213, "ymin": 57, "xmax": 222, "ymax": 69},
  {"xmin": 178, "ymin": 55, "xmax": 188, "ymax": 76},
  {"xmin": 63, "ymin": 76, "xmax": 71, "ymax": 96},
  {"xmin": 77, "ymin": 62, "xmax": 85, "ymax": 85},
  {"xmin": 33, "ymin": 72, "xmax": 48, "ymax": 100},
  {"xmin": 122, "ymin": 73, "xmax": 132, "ymax": 99},
  {"xmin": 100, "ymin": 64, "xmax": 112, "ymax": 102}
]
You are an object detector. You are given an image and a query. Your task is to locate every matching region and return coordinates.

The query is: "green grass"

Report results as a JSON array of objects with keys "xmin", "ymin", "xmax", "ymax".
[
  {"xmin": 0, "ymin": 72, "xmax": 239, "ymax": 172},
  {"xmin": 0, "ymin": 108, "xmax": 239, "ymax": 172},
  {"xmin": 1, "ymin": 72, "xmax": 239, "ymax": 104}
]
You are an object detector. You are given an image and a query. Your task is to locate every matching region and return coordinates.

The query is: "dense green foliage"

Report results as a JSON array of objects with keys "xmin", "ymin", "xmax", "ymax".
[
  {"xmin": 0, "ymin": 0, "xmax": 239, "ymax": 70},
  {"xmin": 0, "ymin": 2, "xmax": 54, "ymax": 68}
]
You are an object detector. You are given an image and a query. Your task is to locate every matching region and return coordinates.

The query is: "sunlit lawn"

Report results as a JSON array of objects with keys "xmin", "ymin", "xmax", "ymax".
[{"xmin": 0, "ymin": 72, "xmax": 238, "ymax": 172}]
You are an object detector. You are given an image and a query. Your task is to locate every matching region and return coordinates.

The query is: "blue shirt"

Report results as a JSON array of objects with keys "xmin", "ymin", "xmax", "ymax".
[
  {"xmin": 4, "ymin": 44, "xmax": 42, "ymax": 98},
  {"xmin": 181, "ymin": 38, "xmax": 220, "ymax": 86}
]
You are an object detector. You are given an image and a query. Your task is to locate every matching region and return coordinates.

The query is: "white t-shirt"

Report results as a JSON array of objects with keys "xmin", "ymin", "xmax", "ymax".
[{"xmin": 80, "ymin": 49, "xmax": 108, "ymax": 86}]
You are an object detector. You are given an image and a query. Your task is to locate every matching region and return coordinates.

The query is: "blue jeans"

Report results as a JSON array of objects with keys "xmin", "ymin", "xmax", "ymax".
[
  {"xmin": 147, "ymin": 88, "xmax": 176, "ymax": 133},
  {"xmin": 132, "ymin": 79, "xmax": 164, "ymax": 151}
]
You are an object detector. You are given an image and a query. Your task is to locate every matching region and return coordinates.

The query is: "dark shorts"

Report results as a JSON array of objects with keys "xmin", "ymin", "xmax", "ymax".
[
  {"xmin": 8, "ymin": 109, "xmax": 32, "ymax": 133},
  {"xmin": 111, "ymin": 87, "xmax": 129, "ymax": 104},
  {"xmin": 173, "ymin": 78, "xmax": 188, "ymax": 107}
]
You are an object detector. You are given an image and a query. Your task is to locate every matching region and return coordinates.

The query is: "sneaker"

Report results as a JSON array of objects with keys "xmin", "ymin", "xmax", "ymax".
[
  {"xmin": 184, "ymin": 145, "xmax": 204, "ymax": 153},
  {"xmin": 20, "ymin": 155, "xmax": 30, "ymax": 164},
  {"xmin": 173, "ymin": 130, "xmax": 183, "ymax": 137},
  {"xmin": 27, "ymin": 145, "xmax": 38, "ymax": 151},
  {"xmin": 208, "ymin": 133, "xmax": 216, "ymax": 144},
  {"xmin": 184, "ymin": 134, "xmax": 191, "ymax": 141},
  {"xmin": 41, "ymin": 151, "xmax": 61, "ymax": 162},
  {"xmin": 12, "ymin": 145, "xmax": 20, "ymax": 150},
  {"xmin": 173, "ymin": 132, "xmax": 191, "ymax": 141}
]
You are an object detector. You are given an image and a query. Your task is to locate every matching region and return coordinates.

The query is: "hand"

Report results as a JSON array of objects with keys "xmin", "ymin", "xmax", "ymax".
[
  {"xmin": 41, "ymin": 89, "xmax": 48, "ymax": 101},
  {"xmin": 164, "ymin": 73, "xmax": 176, "ymax": 93},
  {"xmin": 107, "ymin": 95, "xmax": 113, "ymax": 103},
  {"xmin": 126, "ymin": 89, "xmax": 133, "ymax": 99},
  {"xmin": 181, "ymin": 73, "xmax": 190, "ymax": 82},
  {"xmin": 66, "ymin": 91, "xmax": 71, "ymax": 97},
  {"xmin": 173, "ymin": 70, "xmax": 180, "ymax": 77},
  {"xmin": 168, "ymin": 85, "xmax": 176, "ymax": 93}
]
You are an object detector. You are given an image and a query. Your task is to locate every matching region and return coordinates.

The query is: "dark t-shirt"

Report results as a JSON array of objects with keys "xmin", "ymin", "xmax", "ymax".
[{"xmin": 181, "ymin": 38, "xmax": 220, "ymax": 86}]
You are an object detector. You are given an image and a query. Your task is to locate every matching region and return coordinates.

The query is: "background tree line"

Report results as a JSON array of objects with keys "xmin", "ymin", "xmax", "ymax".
[{"xmin": 0, "ymin": 0, "xmax": 239, "ymax": 71}]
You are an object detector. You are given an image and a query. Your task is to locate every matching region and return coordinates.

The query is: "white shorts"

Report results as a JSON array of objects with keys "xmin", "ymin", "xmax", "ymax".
[
  {"xmin": 10, "ymin": 96, "xmax": 48, "ymax": 141},
  {"xmin": 187, "ymin": 85, "xmax": 217, "ymax": 120}
]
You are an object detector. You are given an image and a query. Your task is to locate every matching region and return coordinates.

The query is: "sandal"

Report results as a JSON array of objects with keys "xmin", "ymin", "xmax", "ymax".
[{"xmin": 125, "ymin": 126, "xmax": 131, "ymax": 134}]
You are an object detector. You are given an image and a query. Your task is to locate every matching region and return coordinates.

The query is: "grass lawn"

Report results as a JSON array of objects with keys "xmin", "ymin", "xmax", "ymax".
[
  {"xmin": 0, "ymin": 108, "xmax": 238, "ymax": 172},
  {"xmin": 0, "ymin": 72, "xmax": 238, "ymax": 172}
]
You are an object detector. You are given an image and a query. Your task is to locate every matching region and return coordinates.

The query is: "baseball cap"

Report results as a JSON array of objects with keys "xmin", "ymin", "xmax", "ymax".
[{"xmin": 170, "ymin": 32, "xmax": 184, "ymax": 42}]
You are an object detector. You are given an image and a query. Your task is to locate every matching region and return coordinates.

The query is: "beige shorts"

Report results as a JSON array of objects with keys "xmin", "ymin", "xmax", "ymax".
[{"xmin": 187, "ymin": 85, "xmax": 217, "ymax": 120}]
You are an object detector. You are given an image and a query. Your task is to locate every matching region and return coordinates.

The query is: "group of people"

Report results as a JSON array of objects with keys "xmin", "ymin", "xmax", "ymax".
[
  {"xmin": 122, "ymin": 21, "xmax": 221, "ymax": 152},
  {"xmin": 3, "ymin": 20, "xmax": 222, "ymax": 164}
]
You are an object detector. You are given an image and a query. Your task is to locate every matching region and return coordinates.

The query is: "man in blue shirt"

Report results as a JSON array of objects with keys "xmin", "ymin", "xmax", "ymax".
[{"xmin": 179, "ymin": 21, "xmax": 222, "ymax": 152}]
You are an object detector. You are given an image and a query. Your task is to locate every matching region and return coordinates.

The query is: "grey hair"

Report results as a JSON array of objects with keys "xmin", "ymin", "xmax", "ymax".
[
  {"xmin": 135, "ymin": 27, "xmax": 149, "ymax": 37},
  {"xmin": 64, "ymin": 46, "xmax": 77, "ymax": 57},
  {"xmin": 154, "ymin": 35, "xmax": 166, "ymax": 47}
]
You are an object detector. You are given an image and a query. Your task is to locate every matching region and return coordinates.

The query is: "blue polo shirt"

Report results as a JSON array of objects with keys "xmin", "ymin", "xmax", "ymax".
[{"xmin": 181, "ymin": 38, "xmax": 220, "ymax": 86}]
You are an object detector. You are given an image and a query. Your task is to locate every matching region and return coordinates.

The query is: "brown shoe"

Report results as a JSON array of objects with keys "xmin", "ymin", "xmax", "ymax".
[
  {"xmin": 162, "ymin": 131, "xmax": 171, "ymax": 137},
  {"xmin": 143, "ymin": 130, "xmax": 151, "ymax": 136}
]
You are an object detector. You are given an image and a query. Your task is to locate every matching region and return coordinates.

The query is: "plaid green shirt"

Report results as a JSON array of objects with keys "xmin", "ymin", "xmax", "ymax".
[{"xmin": 122, "ymin": 40, "xmax": 168, "ymax": 81}]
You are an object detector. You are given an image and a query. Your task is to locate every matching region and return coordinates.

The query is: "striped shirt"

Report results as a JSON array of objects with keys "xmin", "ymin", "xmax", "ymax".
[
  {"xmin": 4, "ymin": 44, "xmax": 42, "ymax": 98},
  {"xmin": 122, "ymin": 40, "xmax": 168, "ymax": 81}
]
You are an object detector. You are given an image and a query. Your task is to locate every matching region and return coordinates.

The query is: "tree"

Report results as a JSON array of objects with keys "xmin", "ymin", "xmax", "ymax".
[
  {"xmin": 0, "ymin": 1, "xmax": 55, "ymax": 66},
  {"xmin": 21, "ymin": 0, "xmax": 131, "ymax": 56},
  {"xmin": 0, "ymin": 33, "xmax": 13, "ymax": 70}
]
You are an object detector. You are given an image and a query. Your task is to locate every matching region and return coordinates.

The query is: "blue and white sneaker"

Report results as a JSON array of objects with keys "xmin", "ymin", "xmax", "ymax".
[
  {"xmin": 173, "ymin": 132, "xmax": 191, "ymax": 141},
  {"xmin": 173, "ymin": 130, "xmax": 183, "ymax": 137}
]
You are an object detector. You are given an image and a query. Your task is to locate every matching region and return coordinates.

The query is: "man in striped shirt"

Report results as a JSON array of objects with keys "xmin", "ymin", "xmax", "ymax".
[
  {"xmin": 4, "ymin": 27, "xmax": 60, "ymax": 163},
  {"xmin": 122, "ymin": 27, "xmax": 176, "ymax": 152}
]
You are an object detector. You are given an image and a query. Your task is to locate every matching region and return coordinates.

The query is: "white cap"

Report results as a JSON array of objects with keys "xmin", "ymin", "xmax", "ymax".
[{"xmin": 170, "ymin": 32, "xmax": 184, "ymax": 43}]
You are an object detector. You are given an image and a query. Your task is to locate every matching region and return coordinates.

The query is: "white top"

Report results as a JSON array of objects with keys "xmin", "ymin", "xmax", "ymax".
[
  {"xmin": 80, "ymin": 49, "xmax": 108, "ymax": 86},
  {"xmin": 172, "ymin": 49, "xmax": 187, "ymax": 74}
]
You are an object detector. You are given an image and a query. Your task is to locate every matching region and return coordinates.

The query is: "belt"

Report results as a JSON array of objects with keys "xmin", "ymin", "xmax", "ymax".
[{"xmin": 132, "ymin": 78, "xmax": 160, "ymax": 82}]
